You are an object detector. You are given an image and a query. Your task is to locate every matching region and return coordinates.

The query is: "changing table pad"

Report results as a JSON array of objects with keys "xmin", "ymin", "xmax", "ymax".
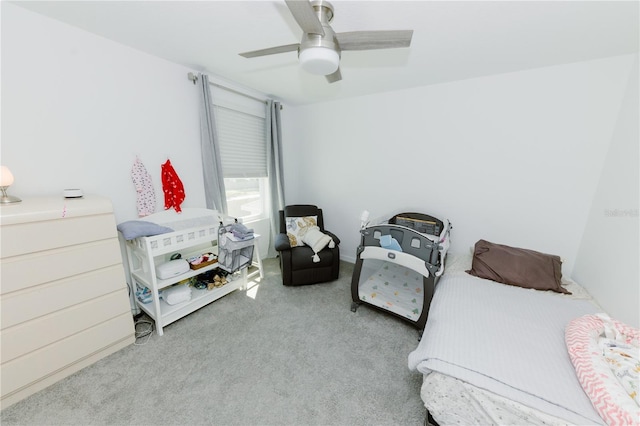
[
  {"xmin": 408, "ymin": 269, "xmax": 604, "ymax": 425},
  {"xmin": 141, "ymin": 207, "xmax": 219, "ymax": 230}
]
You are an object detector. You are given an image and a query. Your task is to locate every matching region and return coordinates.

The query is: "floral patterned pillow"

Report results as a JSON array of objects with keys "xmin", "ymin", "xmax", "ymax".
[{"xmin": 285, "ymin": 216, "xmax": 317, "ymax": 247}]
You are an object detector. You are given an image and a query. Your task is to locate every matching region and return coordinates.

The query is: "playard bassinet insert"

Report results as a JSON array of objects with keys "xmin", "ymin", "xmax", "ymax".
[{"xmin": 350, "ymin": 212, "xmax": 451, "ymax": 331}]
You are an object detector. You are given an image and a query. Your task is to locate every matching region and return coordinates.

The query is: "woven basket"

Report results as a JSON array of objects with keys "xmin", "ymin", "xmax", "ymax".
[{"xmin": 189, "ymin": 257, "xmax": 218, "ymax": 270}]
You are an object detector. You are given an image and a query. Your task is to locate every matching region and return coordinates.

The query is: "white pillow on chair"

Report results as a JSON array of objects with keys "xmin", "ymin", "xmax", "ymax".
[{"xmin": 302, "ymin": 226, "xmax": 335, "ymax": 262}]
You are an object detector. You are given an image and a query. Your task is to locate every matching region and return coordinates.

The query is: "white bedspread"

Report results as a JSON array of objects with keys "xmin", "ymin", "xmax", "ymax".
[{"xmin": 408, "ymin": 270, "xmax": 604, "ymax": 425}]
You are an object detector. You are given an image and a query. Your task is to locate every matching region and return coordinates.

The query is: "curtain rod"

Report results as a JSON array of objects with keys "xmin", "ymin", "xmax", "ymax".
[{"xmin": 188, "ymin": 72, "xmax": 282, "ymax": 109}]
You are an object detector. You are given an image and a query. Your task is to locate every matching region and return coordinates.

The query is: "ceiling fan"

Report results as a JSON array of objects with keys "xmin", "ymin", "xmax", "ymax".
[{"xmin": 239, "ymin": 0, "xmax": 413, "ymax": 83}]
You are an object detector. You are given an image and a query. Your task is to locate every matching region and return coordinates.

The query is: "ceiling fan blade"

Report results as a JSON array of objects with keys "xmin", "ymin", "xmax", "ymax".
[
  {"xmin": 336, "ymin": 30, "xmax": 413, "ymax": 51},
  {"xmin": 285, "ymin": 0, "xmax": 324, "ymax": 36},
  {"xmin": 325, "ymin": 67, "xmax": 342, "ymax": 83},
  {"xmin": 239, "ymin": 43, "xmax": 300, "ymax": 58}
]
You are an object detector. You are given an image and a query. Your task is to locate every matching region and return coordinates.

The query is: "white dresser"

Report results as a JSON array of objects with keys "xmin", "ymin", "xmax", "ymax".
[{"xmin": 0, "ymin": 195, "xmax": 135, "ymax": 409}]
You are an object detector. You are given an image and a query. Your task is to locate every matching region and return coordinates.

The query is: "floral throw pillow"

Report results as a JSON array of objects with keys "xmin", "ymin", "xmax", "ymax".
[{"xmin": 286, "ymin": 216, "xmax": 318, "ymax": 247}]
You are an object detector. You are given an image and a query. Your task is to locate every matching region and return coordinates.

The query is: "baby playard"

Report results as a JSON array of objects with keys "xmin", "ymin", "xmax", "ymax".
[{"xmin": 350, "ymin": 211, "xmax": 451, "ymax": 331}]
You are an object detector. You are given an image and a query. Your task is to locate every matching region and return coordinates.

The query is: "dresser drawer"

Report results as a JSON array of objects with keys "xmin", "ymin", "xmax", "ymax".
[
  {"xmin": 1, "ymin": 265, "xmax": 127, "ymax": 329},
  {"xmin": 1, "ymin": 214, "xmax": 117, "ymax": 258},
  {"xmin": 1, "ymin": 238, "xmax": 124, "ymax": 295},
  {"xmin": 0, "ymin": 289, "xmax": 132, "ymax": 363},
  {"xmin": 0, "ymin": 314, "xmax": 134, "ymax": 398}
]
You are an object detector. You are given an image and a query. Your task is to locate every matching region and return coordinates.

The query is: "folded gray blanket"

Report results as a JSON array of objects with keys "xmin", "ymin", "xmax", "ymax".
[{"xmin": 230, "ymin": 222, "xmax": 254, "ymax": 239}]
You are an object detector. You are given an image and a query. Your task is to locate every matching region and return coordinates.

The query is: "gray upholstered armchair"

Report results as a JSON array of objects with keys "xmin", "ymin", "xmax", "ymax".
[{"xmin": 274, "ymin": 205, "xmax": 340, "ymax": 286}]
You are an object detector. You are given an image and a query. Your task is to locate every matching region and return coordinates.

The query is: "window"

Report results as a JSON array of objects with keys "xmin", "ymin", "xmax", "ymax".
[
  {"xmin": 224, "ymin": 177, "xmax": 267, "ymax": 220},
  {"xmin": 211, "ymin": 84, "xmax": 268, "ymax": 221}
]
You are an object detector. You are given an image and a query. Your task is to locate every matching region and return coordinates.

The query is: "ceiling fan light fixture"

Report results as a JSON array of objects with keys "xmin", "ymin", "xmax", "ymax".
[{"xmin": 299, "ymin": 47, "xmax": 339, "ymax": 75}]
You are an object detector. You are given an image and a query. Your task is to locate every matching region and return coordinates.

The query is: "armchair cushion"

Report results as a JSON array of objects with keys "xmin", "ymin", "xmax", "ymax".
[
  {"xmin": 290, "ymin": 245, "xmax": 336, "ymax": 270},
  {"xmin": 285, "ymin": 216, "xmax": 318, "ymax": 247}
]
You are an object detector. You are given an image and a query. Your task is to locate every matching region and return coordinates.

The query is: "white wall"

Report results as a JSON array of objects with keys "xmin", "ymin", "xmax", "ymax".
[
  {"xmin": 3, "ymin": 4, "xmax": 637, "ymax": 325},
  {"xmin": 1, "ymin": 3, "xmax": 205, "ymax": 223},
  {"xmin": 1, "ymin": 3, "xmax": 274, "ymax": 259},
  {"xmin": 282, "ymin": 54, "xmax": 636, "ymax": 278},
  {"xmin": 573, "ymin": 57, "xmax": 639, "ymax": 328}
]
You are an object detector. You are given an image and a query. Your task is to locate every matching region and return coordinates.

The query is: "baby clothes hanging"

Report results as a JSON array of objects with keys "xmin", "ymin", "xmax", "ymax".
[
  {"xmin": 161, "ymin": 159, "xmax": 185, "ymax": 213},
  {"xmin": 131, "ymin": 157, "xmax": 156, "ymax": 217}
]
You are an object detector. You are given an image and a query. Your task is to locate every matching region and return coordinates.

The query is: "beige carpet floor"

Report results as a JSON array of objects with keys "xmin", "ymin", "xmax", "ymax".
[{"xmin": 1, "ymin": 258, "xmax": 425, "ymax": 426}]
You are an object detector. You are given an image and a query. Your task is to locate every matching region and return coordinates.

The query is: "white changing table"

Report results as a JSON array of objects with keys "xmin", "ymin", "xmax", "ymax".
[{"xmin": 121, "ymin": 208, "xmax": 249, "ymax": 335}]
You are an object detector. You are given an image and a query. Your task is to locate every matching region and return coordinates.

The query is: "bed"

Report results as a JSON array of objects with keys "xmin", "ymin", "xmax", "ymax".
[{"xmin": 408, "ymin": 243, "xmax": 639, "ymax": 426}]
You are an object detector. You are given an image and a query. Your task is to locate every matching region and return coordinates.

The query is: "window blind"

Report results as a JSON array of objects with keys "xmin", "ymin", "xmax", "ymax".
[{"xmin": 214, "ymin": 105, "xmax": 267, "ymax": 178}]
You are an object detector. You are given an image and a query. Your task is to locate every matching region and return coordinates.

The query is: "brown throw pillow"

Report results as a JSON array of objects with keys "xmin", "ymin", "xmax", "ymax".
[{"xmin": 466, "ymin": 239, "xmax": 569, "ymax": 294}]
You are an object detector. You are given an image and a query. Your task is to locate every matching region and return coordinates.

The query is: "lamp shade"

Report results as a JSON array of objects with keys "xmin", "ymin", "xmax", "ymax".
[
  {"xmin": 0, "ymin": 166, "xmax": 15, "ymax": 187},
  {"xmin": 299, "ymin": 47, "xmax": 339, "ymax": 75}
]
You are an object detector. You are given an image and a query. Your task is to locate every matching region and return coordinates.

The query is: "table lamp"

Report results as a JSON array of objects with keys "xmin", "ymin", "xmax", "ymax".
[{"xmin": 1, "ymin": 166, "xmax": 22, "ymax": 204}]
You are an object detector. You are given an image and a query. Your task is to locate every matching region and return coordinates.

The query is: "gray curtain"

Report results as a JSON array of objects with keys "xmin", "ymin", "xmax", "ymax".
[
  {"xmin": 198, "ymin": 73, "xmax": 227, "ymax": 215},
  {"xmin": 266, "ymin": 100, "xmax": 285, "ymax": 257}
]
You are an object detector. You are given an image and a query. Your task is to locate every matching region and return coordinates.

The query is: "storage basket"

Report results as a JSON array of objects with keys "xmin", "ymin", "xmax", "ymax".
[
  {"xmin": 217, "ymin": 224, "xmax": 254, "ymax": 273},
  {"xmin": 189, "ymin": 257, "xmax": 218, "ymax": 270},
  {"xmin": 187, "ymin": 252, "xmax": 218, "ymax": 270}
]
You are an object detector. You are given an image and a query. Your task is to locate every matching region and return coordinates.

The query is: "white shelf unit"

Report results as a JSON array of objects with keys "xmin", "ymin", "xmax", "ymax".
[
  {"xmin": 121, "ymin": 211, "xmax": 245, "ymax": 335},
  {"xmin": 1, "ymin": 195, "xmax": 135, "ymax": 409}
]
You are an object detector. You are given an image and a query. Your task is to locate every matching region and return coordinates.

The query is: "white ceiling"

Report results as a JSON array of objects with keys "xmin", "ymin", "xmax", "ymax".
[{"xmin": 12, "ymin": 0, "xmax": 639, "ymax": 105}]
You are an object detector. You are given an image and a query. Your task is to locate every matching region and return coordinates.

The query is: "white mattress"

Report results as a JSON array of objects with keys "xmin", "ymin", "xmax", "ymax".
[
  {"xmin": 358, "ymin": 260, "xmax": 424, "ymax": 322},
  {"xmin": 408, "ymin": 265, "xmax": 604, "ymax": 425}
]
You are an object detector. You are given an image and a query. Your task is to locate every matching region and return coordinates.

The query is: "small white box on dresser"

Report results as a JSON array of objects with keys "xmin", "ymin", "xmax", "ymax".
[{"xmin": 0, "ymin": 195, "xmax": 135, "ymax": 410}]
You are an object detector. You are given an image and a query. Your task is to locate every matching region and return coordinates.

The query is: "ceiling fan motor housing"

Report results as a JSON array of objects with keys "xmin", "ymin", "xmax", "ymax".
[
  {"xmin": 239, "ymin": 0, "xmax": 414, "ymax": 82},
  {"xmin": 298, "ymin": 0, "xmax": 341, "ymax": 75}
]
